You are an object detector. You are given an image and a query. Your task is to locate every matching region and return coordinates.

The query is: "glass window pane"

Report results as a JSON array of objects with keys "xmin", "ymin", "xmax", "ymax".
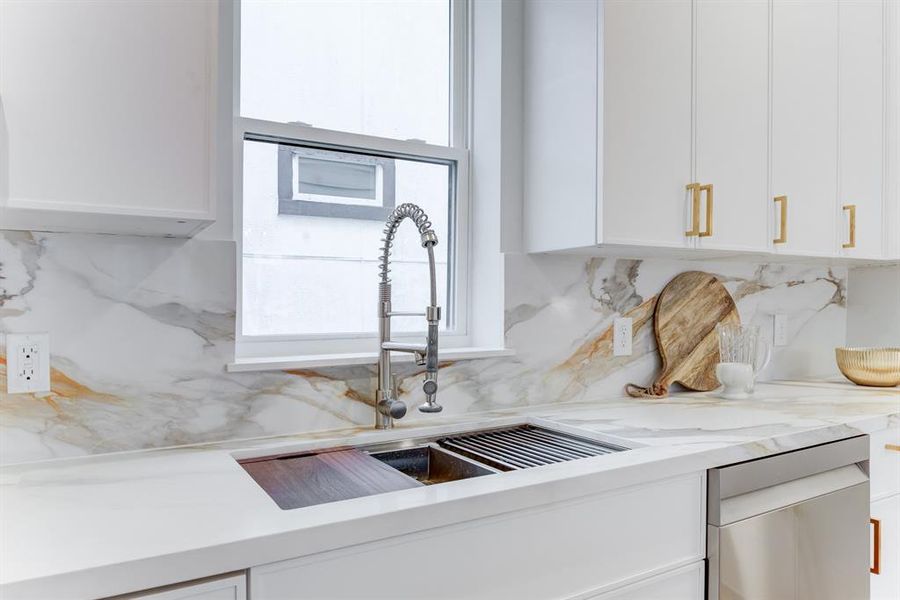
[
  {"xmin": 242, "ymin": 139, "xmax": 452, "ymax": 337},
  {"xmin": 297, "ymin": 158, "xmax": 377, "ymax": 200},
  {"xmin": 240, "ymin": 0, "xmax": 450, "ymax": 145}
]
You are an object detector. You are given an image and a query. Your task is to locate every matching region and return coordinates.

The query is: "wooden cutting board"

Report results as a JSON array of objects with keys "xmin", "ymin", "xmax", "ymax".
[
  {"xmin": 627, "ymin": 271, "xmax": 739, "ymax": 398},
  {"xmin": 240, "ymin": 448, "xmax": 423, "ymax": 510}
]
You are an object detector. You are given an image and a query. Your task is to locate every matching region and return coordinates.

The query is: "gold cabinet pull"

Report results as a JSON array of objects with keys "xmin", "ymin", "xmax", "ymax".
[
  {"xmin": 871, "ymin": 517, "xmax": 882, "ymax": 574},
  {"xmin": 885, "ymin": 443, "xmax": 900, "ymax": 452},
  {"xmin": 685, "ymin": 183, "xmax": 701, "ymax": 236},
  {"xmin": 842, "ymin": 204, "xmax": 856, "ymax": 249},
  {"xmin": 700, "ymin": 183, "xmax": 714, "ymax": 237},
  {"xmin": 774, "ymin": 196, "xmax": 788, "ymax": 244}
]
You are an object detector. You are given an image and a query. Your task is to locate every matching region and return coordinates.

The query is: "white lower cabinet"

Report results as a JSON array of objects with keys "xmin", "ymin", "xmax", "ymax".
[
  {"xmin": 870, "ymin": 424, "xmax": 900, "ymax": 600},
  {"xmin": 584, "ymin": 561, "xmax": 704, "ymax": 600},
  {"xmin": 250, "ymin": 473, "xmax": 705, "ymax": 600},
  {"xmin": 125, "ymin": 574, "xmax": 246, "ymax": 600},
  {"xmin": 870, "ymin": 425, "xmax": 900, "ymax": 500},
  {"xmin": 871, "ymin": 494, "xmax": 900, "ymax": 600}
]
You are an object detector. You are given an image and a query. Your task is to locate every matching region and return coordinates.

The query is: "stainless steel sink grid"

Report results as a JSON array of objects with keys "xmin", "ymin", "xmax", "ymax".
[{"xmin": 437, "ymin": 425, "xmax": 627, "ymax": 471}]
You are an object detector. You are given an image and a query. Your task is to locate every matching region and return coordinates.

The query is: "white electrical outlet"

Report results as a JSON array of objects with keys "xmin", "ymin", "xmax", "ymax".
[
  {"xmin": 773, "ymin": 314, "xmax": 789, "ymax": 347},
  {"xmin": 613, "ymin": 317, "xmax": 633, "ymax": 356},
  {"xmin": 5, "ymin": 333, "xmax": 51, "ymax": 394}
]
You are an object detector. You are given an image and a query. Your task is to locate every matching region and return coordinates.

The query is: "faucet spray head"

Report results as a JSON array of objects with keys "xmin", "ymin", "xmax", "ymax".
[
  {"xmin": 419, "ymin": 377, "xmax": 442, "ymax": 413},
  {"xmin": 420, "ymin": 230, "xmax": 438, "ymax": 247}
]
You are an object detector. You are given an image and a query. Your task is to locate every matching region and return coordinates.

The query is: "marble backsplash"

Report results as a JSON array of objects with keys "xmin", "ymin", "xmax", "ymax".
[{"xmin": 0, "ymin": 231, "xmax": 846, "ymax": 464}]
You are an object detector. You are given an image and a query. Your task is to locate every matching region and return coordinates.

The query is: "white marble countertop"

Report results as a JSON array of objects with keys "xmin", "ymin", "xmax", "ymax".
[{"xmin": 2, "ymin": 380, "xmax": 898, "ymax": 599}]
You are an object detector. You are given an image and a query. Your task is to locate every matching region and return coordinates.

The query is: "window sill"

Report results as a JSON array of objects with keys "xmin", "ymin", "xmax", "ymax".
[{"xmin": 226, "ymin": 347, "xmax": 515, "ymax": 373}]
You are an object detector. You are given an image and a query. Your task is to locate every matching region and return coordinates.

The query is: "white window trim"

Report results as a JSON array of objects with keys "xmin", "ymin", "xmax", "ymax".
[{"xmin": 229, "ymin": 0, "xmax": 499, "ymax": 369}]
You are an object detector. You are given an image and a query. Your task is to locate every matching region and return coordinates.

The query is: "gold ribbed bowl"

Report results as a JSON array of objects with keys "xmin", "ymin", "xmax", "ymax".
[{"xmin": 835, "ymin": 348, "xmax": 900, "ymax": 387}]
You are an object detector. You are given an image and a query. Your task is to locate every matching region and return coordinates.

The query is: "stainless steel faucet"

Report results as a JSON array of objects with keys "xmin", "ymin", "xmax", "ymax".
[{"xmin": 375, "ymin": 203, "xmax": 442, "ymax": 429}]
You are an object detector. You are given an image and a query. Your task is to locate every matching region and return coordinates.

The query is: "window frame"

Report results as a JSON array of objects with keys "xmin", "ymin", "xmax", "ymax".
[{"xmin": 231, "ymin": 0, "xmax": 471, "ymax": 364}]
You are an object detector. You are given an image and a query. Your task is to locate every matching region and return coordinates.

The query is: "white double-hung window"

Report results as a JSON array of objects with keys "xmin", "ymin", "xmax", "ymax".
[{"xmin": 233, "ymin": 0, "xmax": 471, "ymax": 366}]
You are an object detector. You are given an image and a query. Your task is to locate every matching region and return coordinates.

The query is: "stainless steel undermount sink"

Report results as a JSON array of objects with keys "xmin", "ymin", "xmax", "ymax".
[
  {"xmin": 240, "ymin": 424, "xmax": 629, "ymax": 509},
  {"xmin": 368, "ymin": 444, "xmax": 498, "ymax": 485}
]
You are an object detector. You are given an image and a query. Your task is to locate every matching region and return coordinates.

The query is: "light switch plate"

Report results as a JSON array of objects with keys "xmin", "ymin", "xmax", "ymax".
[
  {"xmin": 773, "ymin": 314, "xmax": 789, "ymax": 347},
  {"xmin": 5, "ymin": 333, "xmax": 51, "ymax": 394},
  {"xmin": 613, "ymin": 317, "xmax": 633, "ymax": 356}
]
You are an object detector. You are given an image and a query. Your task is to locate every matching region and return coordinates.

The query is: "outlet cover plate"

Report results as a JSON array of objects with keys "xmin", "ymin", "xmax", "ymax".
[
  {"xmin": 5, "ymin": 333, "xmax": 51, "ymax": 394},
  {"xmin": 773, "ymin": 314, "xmax": 789, "ymax": 347},
  {"xmin": 613, "ymin": 318, "xmax": 633, "ymax": 356}
]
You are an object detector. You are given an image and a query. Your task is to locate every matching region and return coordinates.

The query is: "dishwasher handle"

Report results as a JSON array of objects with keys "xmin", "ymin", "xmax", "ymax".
[
  {"xmin": 708, "ymin": 436, "xmax": 869, "ymax": 526},
  {"xmin": 712, "ymin": 464, "xmax": 868, "ymax": 526}
]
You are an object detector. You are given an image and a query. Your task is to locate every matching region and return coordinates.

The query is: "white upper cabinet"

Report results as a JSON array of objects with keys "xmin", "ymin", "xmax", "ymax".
[
  {"xmin": 523, "ymin": 0, "xmax": 602, "ymax": 252},
  {"xmin": 694, "ymin": 0, "xmax": 770, "ymax": 253},
  {"xmin": 524, "ymin": 0, "xmax": 898, "ymax": 263},
  {"xmin": 889, "ymin": 0, "xmax": 900, "ymax": 260},
  {"xmin": 602, "ymin": 0, "xmax": 693, "ymax": 251},
  {"xmin": 0, "ymin": 0, "xmax": 216, "ymax": 237},
  {"xmin": 771, "ymin": 0, "xmax": 840, "ymax": 257},
  {"xmin": 525, "ymin": 0, "xmax": 696, "ymax": 255},
  {"xmin": 838, "ymin": 0, "xmax": 885, "ymax": 259}
]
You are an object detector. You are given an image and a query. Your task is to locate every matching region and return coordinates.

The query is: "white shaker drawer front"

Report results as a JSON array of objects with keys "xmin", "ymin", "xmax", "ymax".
[
  {"xmin": 584, "ymin": 561, "xmax": 704, "ymax": 600},
  {"xmin": 871, "ymin": 494, "xmax": 900, "ymax": 600},
  {"xmin": 251, "ymin": 472, "xmax": 706, "ymax": 600},
  {"xmin": 871, "ymin": 425, "xmax": 900, "ymax": 500}
]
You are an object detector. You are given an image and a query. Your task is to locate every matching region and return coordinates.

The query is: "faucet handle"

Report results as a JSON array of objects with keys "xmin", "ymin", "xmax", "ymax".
[{"xmin": 378, "ymin": 398, "xmax": 407, "ymax": 419}]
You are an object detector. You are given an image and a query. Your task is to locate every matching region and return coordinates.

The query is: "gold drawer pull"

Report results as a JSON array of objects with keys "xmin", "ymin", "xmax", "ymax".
[
  {"xmin": 885, "ymin": 443, "xmax": 900, "ymax": 452},
  {"xmin": 700, "ymin": 183, "xmax": 713, "ymax": 237},
  {"xmin": 774, "ymin": 196, "xmax": 788, "ymax": 244},
  {"xmin": 686, "ymin": 183, "xmax": 701, "ymax": 236},
  {"xmin": 842, "ymin": 204, "xmax": 856, "ymax": 249},
  {"xmin": 871, "ymin": 517, "xmax": 881, "ymax": 575}
]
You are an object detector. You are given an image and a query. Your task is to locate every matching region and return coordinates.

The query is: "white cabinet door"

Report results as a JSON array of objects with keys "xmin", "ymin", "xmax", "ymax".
[
  {"xmin": 127, "ymin": 574, "xmax": 247, "ymax": 600},
  {"xmin": 887, "ymin": 0, "xmax": 900, "ymax": 260},
  {"xmin": 523, "ymin": 0, "xmax": 600, "ymax": 252},
  {"xmin": 695, "ymin": 0, "xmax": 770, "ymax": 253},
  {"xmin": 252, "ymin": 473, "xmax": 705, "ymax": 600},
  {"xmin": 0, "ymin": 0, "xmax": 215, "ymax": 236},
  {"xmin": 839, "ymin": 0, "xmax": 885, "ymax": 259},
  {"xmin": 871, "ymin": 494, "xmax": 900, "ymax": 600},
  {"xmin": 771, "ymin": 0, "xmax": 839, "ymax": 256},
  {"xmin": 602, "ymin": 0, "xmax": 694, "ymax": 249}
]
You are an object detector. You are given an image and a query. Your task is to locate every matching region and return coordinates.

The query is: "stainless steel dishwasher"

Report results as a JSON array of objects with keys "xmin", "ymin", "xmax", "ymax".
[{"xmin": 707, "ymin": 435, "xmax": 870, "ymax": 600}]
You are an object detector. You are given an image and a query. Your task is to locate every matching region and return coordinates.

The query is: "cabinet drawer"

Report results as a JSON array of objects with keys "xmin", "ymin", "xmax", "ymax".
[
  {"xmin": 871, "ymin": 426, "xmax": 900, "ymax": 500},
  {"xmin": 583, "ymin": 561, "xmax": 704, "ymax": 600},
  {"xmin": 252, "ymin": 473, "xmax": 705, "ymax": 600}
]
